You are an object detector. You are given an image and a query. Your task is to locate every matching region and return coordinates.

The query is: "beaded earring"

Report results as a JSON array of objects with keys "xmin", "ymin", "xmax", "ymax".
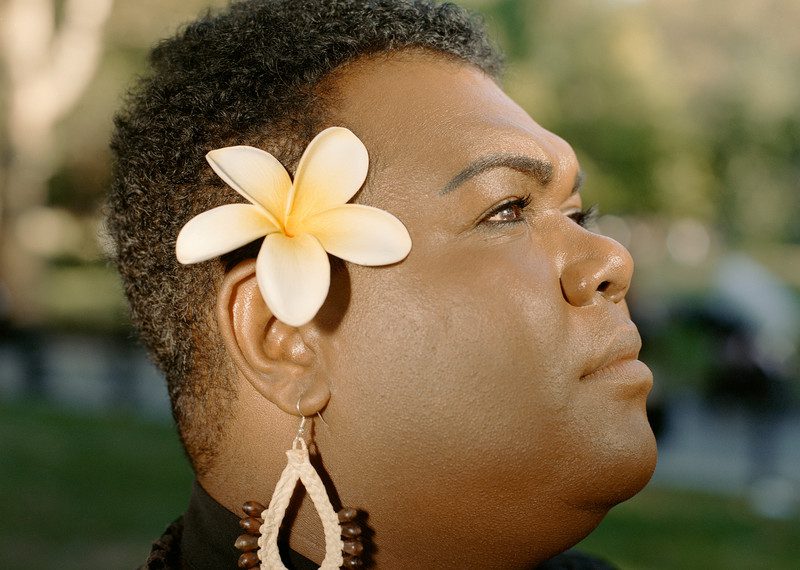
[
  {"xmin": 235, "ymin": 502, "xmax": 364, "ymax": 569},
  {"xmin": 234, "ymin": 411, "xmax": 365, "ymax": 569}
]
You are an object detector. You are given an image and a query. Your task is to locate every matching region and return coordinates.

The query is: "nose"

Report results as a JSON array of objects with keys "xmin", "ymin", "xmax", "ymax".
[{"xmin": 560, "ymin": 233, "xmax": 634, "ymax": 307}]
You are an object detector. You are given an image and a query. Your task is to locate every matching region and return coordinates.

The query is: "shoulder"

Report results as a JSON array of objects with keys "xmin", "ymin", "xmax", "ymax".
[
  {"xmin": 139, "ymin": 516, "xmax": 184, "ymax": 570},
  {"xmin": 536, "ymin": 549, "xmax": 617, "ymax": 569}
]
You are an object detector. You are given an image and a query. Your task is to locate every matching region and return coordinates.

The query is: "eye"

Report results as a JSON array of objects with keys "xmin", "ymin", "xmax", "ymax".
[
  {"xmin": 482, "ymin": 194, "xmax": 532, "ymax": 225},
  {"xmin": 566, "ymin": 204, "xmax": 599, "ymax": 229}
]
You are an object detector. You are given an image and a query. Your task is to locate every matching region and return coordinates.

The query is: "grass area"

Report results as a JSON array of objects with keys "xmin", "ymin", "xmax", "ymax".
[
  {"xmin": 1, "ymin": 400, "xmax": 797, "ymax": 569},
  {"xmin": 0, "ymin": 400, "xmax": 192, "ymax": 569},
  {"xmin": 577, "ymin": 487, "xmax": 800, "ymax": 569}
]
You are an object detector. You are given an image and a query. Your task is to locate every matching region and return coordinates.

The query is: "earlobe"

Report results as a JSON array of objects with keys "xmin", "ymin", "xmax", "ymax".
[{"xmin": 216, "ymin": 259, "xmax": 331, "ymax": 416}]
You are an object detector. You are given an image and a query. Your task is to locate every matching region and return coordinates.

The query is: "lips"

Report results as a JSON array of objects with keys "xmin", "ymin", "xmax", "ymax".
[{"xmin": 581, "ymin": 327, "xmax": 643, "ymax": 379}]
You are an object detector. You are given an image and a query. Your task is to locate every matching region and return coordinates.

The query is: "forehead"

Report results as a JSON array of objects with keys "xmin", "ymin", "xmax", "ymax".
[{"xmin": 324, "ymin": 51, "xmax": 576, "ymax": 199}]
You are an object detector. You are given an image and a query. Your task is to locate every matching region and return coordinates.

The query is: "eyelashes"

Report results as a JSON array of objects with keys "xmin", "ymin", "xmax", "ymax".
[
  {"xmin": 482, "ymin": 193, "xmax": 599, "ymax": 229},
  {"xmin": 482, "ymin": 193, "xmax": 533, "ymax": 224},
  {"xmin": 568, "ymin": 203, "xmax": 599, "ymax": 229}
]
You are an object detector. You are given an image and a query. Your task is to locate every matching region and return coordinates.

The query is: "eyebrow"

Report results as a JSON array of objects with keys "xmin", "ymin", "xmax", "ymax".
[
  {"xmin": 571, "ymin": 169, "xmax": 585, "ymax": 195},
  {"xmin": 440, "ymin": 154, "xmax": 553, "ymax": 195},
  {"xmin": 440, "ymin": 153, "xmax": 584, "ymax": 196}
]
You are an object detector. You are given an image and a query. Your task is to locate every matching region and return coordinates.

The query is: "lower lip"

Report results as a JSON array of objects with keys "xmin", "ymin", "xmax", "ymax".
[{"xmin": 581, "ymin": 359, "xmax": 653, "ymax": 398}]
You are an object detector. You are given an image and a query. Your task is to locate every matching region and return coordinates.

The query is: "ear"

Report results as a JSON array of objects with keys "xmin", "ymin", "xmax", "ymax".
[{"xmin": 216, "ymin": 259, "xmax": 330, "ymax": 416}]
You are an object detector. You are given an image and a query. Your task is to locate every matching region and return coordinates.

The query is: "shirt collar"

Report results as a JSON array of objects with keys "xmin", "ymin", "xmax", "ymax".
[{"xmin": 181, "ymin": 480, "xmax": 318, "ymax": 569}]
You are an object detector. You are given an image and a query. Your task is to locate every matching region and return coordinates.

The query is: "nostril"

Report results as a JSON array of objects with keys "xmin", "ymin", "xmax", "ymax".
[{"xmin": 597, "ymin": 280, "xmax": 611, "ymax": 293}]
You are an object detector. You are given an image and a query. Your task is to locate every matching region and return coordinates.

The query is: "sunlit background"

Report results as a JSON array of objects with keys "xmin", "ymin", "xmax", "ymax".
[{"xmin": 1, "ymin": 0, "xmax": 798, "ymax": 568}]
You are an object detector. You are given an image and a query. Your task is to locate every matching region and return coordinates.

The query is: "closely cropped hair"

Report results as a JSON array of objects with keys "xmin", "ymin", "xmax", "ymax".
[{"xmin": 107, "ymin": 0, "xmax": 502, "ymax": 473}]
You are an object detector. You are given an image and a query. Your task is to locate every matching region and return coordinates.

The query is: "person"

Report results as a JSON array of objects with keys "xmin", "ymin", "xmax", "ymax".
[{"xmin": 107, "ymin": 0, "xmax": 657, "ymax": 568}]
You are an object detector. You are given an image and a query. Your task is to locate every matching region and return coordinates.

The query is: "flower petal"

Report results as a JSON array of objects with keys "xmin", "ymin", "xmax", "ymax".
[
  {"xmin": 206, "ymin": 146, "xmax": 290, "ymax": 227},
  {"xmin": 256, "ymin": 232, "xmax": 331, "ymax": 327},
  {"xmin": 301, "ymin": 204, "xmax": 412, "ymax": 266},
  {"xmin": 176, "ymin": 204, "xmax": 278, "ymax": 264},
  {"xmin": 286, "ymin": 127, "xmax": 369, "ymax": 225}
]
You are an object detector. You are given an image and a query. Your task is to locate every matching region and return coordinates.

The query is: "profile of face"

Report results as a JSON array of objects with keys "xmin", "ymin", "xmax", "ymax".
[{"xmin": 216, "ymin": 50, "xmax": 657, "ymax": 569}]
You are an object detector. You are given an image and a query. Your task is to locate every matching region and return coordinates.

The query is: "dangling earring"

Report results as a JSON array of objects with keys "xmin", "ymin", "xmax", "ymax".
[{"xmin": 234, "ymin": 404, "xmax": 365, "ymax": 569}]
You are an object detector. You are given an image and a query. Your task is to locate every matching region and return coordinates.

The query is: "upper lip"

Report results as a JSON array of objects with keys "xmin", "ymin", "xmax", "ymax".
[{"xmin": 581, "ymin": 328, "xmax": 642, "ymax": 378}]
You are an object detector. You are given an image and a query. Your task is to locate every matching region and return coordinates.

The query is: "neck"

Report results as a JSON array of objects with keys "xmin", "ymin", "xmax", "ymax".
[{"xmin": 198, "ymin": 396, "xmax": 330, "ymax": 564}]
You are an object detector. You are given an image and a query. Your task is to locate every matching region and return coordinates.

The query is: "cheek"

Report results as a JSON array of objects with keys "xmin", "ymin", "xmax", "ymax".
[{"xmin": 328, "ymin": 238, "xmax": 577, "ymax": 486}]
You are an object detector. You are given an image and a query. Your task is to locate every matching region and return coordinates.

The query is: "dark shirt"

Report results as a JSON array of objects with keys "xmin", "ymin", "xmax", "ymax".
[
  {"xmin": 141, "ymin": 481, "xmax": 316, "ymax": 569},
  {"xmin": 141, "ymin": 481, "xmax": 615, "ymax": 569}
]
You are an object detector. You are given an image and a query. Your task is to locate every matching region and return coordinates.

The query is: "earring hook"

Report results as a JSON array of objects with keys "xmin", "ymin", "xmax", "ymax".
[
  {"xmin": 293, "ymin": 397, "xmax": 308, "ymax": 446},
  {"xmin": 295, "ymin": 394, "xmax": 331, "ymax": 440}
]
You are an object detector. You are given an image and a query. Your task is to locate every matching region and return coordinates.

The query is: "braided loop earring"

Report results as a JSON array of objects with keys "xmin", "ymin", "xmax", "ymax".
[{"xmin": 257, "ymin": 417, "xmax": 344, "ymax": 569}]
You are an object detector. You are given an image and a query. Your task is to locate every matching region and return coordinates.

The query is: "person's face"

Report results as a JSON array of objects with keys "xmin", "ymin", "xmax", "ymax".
[{"xmin": 313, "ymin": 52, "xmax": 657, "ymax": 563}]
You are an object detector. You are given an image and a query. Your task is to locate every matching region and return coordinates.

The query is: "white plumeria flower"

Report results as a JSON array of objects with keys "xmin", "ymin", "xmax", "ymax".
[{"xmin": 176, "ymin": 126, "xmax": 412, "ymax": 326}]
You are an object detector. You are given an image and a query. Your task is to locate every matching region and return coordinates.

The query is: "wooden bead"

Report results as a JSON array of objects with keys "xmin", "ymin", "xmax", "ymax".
[
  {"xmin": 340, "ymin": 522, "xmax": 362, "ymax": 538},
  {"xmin": 343, "ymin": 539, "xmax": 364, "ymax": 556},
  {"xmin": 237, "ymin": 551, "xmax": 260, "ymax": 568},
  {"xmin": 337, "ymin": 507, "xmax": 358, "ymax": 522},
  {"xmin": 234, "ymin": 533, "xmax": 260, "ymax": 551},
  {"xmin": 343, "ymin": 555, "xmax": 364, "ymax": 568},
  {"xmin": 242, "ymin": 501, "xmax": 266, "ymax": 517},
  {"xmin": 239, "ymin": 517, "xmax": 262, "ymax": 534}
]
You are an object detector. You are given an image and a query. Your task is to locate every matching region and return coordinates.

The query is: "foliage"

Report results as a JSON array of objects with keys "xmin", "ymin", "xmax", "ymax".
[
  {"xmin": 3, "ymin": 1, "xmax": 799, "ymax": 325},
  {"xmin": 471, "ymin": 0, "xmax": 800, "ymax": 245},
  {"xmin": 36, "ymin": 0, "xmax": 800, "ymax": 248}
]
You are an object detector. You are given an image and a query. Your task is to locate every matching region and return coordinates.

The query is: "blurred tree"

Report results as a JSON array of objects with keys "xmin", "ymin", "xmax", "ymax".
[
  {"xmin": 471, "ymin": 0, "xmax": 800, "ymax": 246},
  {"xmin": 0, "ymin": 0, "xmax": 113, "ymax": 323},
  {"xmin": 1, "ymin": 0, "xmax": 798, "ymax": 328}
]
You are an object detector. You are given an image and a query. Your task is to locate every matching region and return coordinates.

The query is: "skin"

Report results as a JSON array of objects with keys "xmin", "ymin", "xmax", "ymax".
[{"xmin": 202, "ymin": 51, "xmax": 657, "ymax": 569}]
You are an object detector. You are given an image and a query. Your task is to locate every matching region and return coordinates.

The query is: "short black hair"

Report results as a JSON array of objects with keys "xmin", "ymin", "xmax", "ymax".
[{"xmin": 107, "ymin": 0, "xmax": 502, "ymax": 474}]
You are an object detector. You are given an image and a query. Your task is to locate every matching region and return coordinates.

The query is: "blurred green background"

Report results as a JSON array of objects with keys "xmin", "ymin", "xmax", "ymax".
[{"xmin": 1, "ymin": 0, "xmax": 798, "ymax": 568}]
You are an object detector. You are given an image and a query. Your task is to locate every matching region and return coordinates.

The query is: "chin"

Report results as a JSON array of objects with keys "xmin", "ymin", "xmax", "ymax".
[
  {"xmin": 559, "ymin": 405, "xmax": 659, "ymax": 514},
  {"xmin": 609, "ymin": 436, "xmax": 657, "ymax": 506},
  {"xmin": 538, "ymin": 425, "xmax": 657, "ymax": 562},
  {"xmin": 594, "ymin": 416, "xmax": 659, "ymax": 509}
]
